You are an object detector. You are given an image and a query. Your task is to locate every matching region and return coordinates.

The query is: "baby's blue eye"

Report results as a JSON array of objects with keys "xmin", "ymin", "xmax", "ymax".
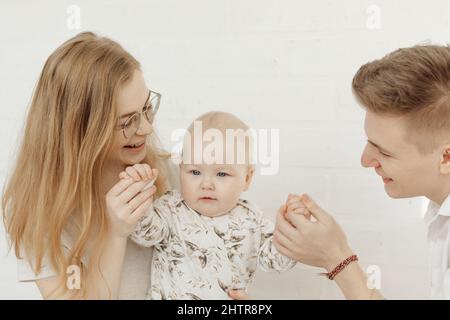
[
  {"xmin": 190, "ymin": 170, "xmax": 201, "ymax": 176},
  {"xmin": 217, "ymin": 172, "xmax": 229, "ymax": 177}
]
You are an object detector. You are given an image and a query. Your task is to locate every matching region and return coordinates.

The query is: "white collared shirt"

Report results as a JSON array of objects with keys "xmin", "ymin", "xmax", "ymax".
[{"xmin": 424, "ymin": 195, "xmax": 450, "ymax": 299}]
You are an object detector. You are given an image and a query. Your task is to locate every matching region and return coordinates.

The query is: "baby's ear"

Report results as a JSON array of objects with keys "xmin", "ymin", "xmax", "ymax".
[{"xmin": 243, "ymin": 165, "xmax": 255, "ymax": 191}]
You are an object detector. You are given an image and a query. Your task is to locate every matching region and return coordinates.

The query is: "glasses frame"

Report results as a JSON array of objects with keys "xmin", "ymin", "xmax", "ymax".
[{"xmin": 118, "ymin": 89, "xmax": 161, "ymax": 139}]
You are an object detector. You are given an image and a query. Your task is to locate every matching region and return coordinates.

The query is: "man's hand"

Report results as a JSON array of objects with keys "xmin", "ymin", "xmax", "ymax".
[
  {"xmin": 274, "ymin": 194, "xmax": 353, "ymax": 271},
  {"xmin": 285, "ymin": 193, "xmax": 311, "ymax": 222}
]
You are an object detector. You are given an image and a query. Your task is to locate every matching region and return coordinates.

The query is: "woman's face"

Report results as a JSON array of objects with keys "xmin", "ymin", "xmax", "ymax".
[{"xmin": 107, "ymin": 70, "xmax": 154, "ymax": 168}]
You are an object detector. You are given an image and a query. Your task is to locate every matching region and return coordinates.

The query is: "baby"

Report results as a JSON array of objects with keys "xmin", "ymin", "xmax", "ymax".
[{"xmin": 121, "ymin": 111, "xmax": 298, "ymax": 300}]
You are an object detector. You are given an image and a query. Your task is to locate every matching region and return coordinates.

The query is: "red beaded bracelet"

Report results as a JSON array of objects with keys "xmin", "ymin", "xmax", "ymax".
[{"xmin": 322, "ymin": 254, "xmax": 358, "ymax": 280}]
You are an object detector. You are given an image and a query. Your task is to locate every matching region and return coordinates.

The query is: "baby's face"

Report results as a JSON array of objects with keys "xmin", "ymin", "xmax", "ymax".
[{"xmin": 180, "ymin": 163, "xmax": 253, "ymax": 217}]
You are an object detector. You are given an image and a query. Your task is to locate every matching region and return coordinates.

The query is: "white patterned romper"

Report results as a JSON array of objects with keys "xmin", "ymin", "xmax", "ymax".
[{"xmin": 130, "ymin": 190, "xmax": 296, "ymax": 300}]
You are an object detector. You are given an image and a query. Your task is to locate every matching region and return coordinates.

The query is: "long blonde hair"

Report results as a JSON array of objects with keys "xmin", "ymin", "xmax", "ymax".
[{"xmin": 2, "ymin": 32, "xmax": 169, "ymax": 298}]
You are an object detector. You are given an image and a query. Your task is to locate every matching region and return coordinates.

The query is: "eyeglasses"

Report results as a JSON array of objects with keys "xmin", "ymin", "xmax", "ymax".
[{"xmin": 116, "ymin": 90, "xmax": 161, "ymax": 138}]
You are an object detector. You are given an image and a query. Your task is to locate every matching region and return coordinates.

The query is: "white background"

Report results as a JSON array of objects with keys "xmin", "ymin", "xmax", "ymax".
[{"xmin": 2, "ymin": 0, "xmax": 446, "ymax": 299}]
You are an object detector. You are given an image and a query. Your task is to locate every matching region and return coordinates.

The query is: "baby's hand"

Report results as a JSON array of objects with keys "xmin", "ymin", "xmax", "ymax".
[
  {"xmin": 285, "ymin": 193, "xmax": 311, "ymax": 221},
  {"xmin": 119, "ymin": 163, "xmax": 158, "ymax": 191}
]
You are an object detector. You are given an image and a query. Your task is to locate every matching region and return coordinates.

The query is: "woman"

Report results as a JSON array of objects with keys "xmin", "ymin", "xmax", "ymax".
[{"xmin": 1, "ymin": 32, "xmax": 178, "ymax": 299}]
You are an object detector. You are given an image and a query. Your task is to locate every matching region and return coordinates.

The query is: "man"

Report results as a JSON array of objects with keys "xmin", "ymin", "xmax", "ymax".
[{"xmin": 273, "ymin": 45, "xmax": 450, "ymax": 299}]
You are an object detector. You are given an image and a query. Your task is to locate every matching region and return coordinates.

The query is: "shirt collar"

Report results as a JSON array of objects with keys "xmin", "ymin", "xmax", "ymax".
[
  {"xmin": 425, "ymin": 194, "xmax": 450, "ymax": 223},
  {"xmin": 439, "ymin": 196, "xmax": 450, "ymax": 217}
]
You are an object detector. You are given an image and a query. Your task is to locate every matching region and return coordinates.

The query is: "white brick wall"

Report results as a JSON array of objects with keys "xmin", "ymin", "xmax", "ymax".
[{"xmin": 1, "ymin": 0, "xmax": 443, "ymax": 299}]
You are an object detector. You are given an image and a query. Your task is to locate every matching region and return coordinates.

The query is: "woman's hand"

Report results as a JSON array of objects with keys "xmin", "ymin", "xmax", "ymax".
[
  {"xmin": 119, "ymin": 163, "xmax": 157, "ymax": 182},
  {"xmin": 105, "ymin": 163, "xmax": 158, "ymax": 238},
  {"xmin": 274, "ymin": 194, "xmax": 353, "ymax": 272}
]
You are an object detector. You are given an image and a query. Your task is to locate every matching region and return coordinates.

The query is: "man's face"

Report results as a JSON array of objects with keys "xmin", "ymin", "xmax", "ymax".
[{"xmin": 361, "ymin": 111, "xmax": 443, "ymax": 200}]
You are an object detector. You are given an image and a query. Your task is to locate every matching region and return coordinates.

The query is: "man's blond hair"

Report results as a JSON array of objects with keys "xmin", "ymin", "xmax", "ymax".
[{"xmin": 352, "ymin": 44, "xmax": 450, "ymax": 153}]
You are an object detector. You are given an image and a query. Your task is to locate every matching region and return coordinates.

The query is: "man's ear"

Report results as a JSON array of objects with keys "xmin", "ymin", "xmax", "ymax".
[
  {"xmin": 439, "ymin": 145, "xmax": 450, "ymax": 174},
  {"xmin": 243, "ymin": 165, "xmax": 255, "ymax": 191}
]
